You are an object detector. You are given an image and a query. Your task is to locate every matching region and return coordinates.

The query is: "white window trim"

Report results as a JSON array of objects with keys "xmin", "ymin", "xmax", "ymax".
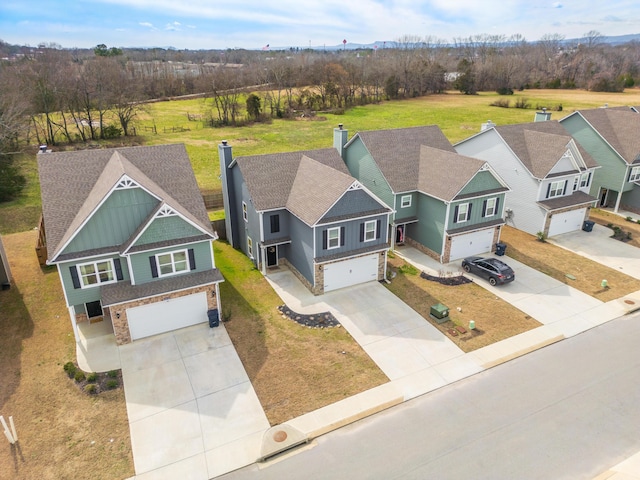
[
  {"xmin": 155, "ymin": 249, "xmax": 189, "ymax": 277},
  {"xmin": 573, "ymin": 177, "xmax": 579, "ymax": 191},
  {"xmin": 242, "ymin": 201, "xmax": 248, "ymax": 222},
  {"xmin": 580, "ymin": 172, "xmax": 590, "ymax": 188},
  {"xmin": 400, "ymin": 194, "xmax": 412, "ymax": 208},
  {"xmin": 630, "ymin": 166, "xmax": 640, "ymax": 182},
  {"xmin": 327, "ymin": 227, "xmax": 341, "ymax": 249},
  {"xmin": 77, "ymin": 259, "xmax": 117, "ymax": 288},
  {"xmin": 364, "ymin": 220, "xmax": 376, "ymax": 242},
  {"xmin": 485, "ymin": 197, "xmax": 497, "ymax": 217},
  {"xmin": 247, "ymin": 237, "xmax": 253, "ymax": 258},
  {"xmin": 548, "ymin": 180, "xmax": 564, "ymax": 198},
  {"xmin": 456, "ymin": 203, "xmax": 470, "ymax": 223}
]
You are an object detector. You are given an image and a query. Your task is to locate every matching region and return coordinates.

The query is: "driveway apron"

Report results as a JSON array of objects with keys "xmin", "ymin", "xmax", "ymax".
[{"xmin": 119, "ymin": 323, "xmax": 270, "ymax": 479}]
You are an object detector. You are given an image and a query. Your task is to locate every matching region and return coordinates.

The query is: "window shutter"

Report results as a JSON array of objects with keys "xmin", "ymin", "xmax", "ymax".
[
  {"xmin": 495, "ymin": 198, "xmax": 500, "ymax": 216},
  {"xmin": 270, "ymin": 214, "xmax": 280, "ymax": 233},
  {"xmin": 482, "ymin": 199, "xmax": 487, "ymax": 217},
  {"xmin": 340, "ymin": 227, "xmax": 345, "ymax": 246},
  {"xmin": 454, "ymin": 205, "xmax": 459, "ymax": 223},
  {"xmin": 562, "ymin": 180, "xmax": 567, "ymax": 195},
  {"xmin": 546, "ymin": 183, "xmax": 551, "ymax": 198},
  {"xmin": 69, "ymin": 266, "xmax": 81, "ymax": 289},
  {"xmin": 376, "ymin": 219, "xmax": 381, "ymax": 239},
  {"xmin": 360, "ymin": 223, "xmax": 365, "ymax": 242},
  {"xmin": 149, "ymin": 256, "xmax": 158, "ymax": 278},
  {"xmin": 114, "ymin": 258, "xmax": 123, "ymax": 281},
  {"xmin": 587, "ymin": 172, "xmax": 592, "ymax": 186},
  {"xmin": 468, "ymin": 203, "xmax": 473, "ymax": 218},
  {"xmin": 322, "ymin": 230, "xmax": 327, "ymax": 250},
  {"xmin": 188, "ymin": 248, "xmax": 196, "ymax": 270}
]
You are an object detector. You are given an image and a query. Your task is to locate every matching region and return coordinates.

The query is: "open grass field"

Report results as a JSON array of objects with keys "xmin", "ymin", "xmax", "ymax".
[{"xmin": 4, "ymin": 88, "xmax": 640, "ymax": 235}]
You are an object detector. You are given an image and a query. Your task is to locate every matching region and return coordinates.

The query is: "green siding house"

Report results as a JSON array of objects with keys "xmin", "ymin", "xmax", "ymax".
[
  {"xmin": 560, "ymin": 108, "xmax": 640, "ymax": 213},
  {"xmin": 335, "ymin": 125, "xmax": 509, "ymax": 263},
  {"xmin": 38, "ymin": 144, "xmax": 223, "ymax": 345}
]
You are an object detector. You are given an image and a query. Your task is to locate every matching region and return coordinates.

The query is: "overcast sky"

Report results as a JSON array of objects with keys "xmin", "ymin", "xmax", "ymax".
[{"xmin": 1, "ymin": 0, "xmax": 639, "ymax": 50}]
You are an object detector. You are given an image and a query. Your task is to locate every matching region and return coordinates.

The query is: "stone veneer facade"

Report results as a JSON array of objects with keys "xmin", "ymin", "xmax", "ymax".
[
  {"xmin": 105, "ymin": 284, "xmax": 219, "ymax": 345},
  {"xmin": 407, "ymin": 225, "xmax": 502, "ymax": 264}
]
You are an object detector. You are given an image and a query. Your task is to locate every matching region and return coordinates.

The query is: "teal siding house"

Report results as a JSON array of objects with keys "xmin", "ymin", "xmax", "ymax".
[
  {"xmin": 456, "ymin": 120, "xmax": 599, "ymax": 237},
  {"xmin": 335, "ymin": 125, "xmax": 509, "ymax": 263},
  {"xmin": 219, "ymin": 143, "xmax": 392, "ymax": 294},
  {"xmin": 560, "ymin": 108, "xmax": 640, "ymax": 213},
  {"xmin": 38, "ymin": 144, "xmax": 223, "ymax": 345}
]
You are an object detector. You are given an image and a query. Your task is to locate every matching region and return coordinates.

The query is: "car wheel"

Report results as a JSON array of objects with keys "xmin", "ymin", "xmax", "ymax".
[
  {"xmin": 463, "ymin": 264, "xmax": 471, "ymax": 273},
  {"xmin": 489, "ymin": 277, "xmax": 497, "ymax": 286}
]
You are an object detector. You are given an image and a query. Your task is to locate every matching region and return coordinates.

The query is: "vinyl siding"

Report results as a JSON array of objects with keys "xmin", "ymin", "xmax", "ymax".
[
  {"xmin": 458, "ymin": 170, "xmax": 503, "ymax": 195},
  {"xmin": 315, "ymin": 214, "xmax": 387, "ymax": 260},
  {"xmin": 561, "ymin": 115, "xmax": 631, "ymax": 196},
  {"xmin": 288, "ymin": 214, "xmax": 314, "ymax": 284},
  {"xmin": 133, "ymin": 215, "xmax": 204, "ymax": 246},
  {"xmin": 322, "ymin": 189, "xmax": 385, "ymax": 221},
  {"xmin": 343, "ymin": 140, "xmax": 395, "ymax": 211},
  {"xmin": 447, "ymin": 193, "xmax": 506, "ymax": 230},
  {"xmin": 61, "ymin": 188, "xmax": 158, "ymax": 256},
  {"xmin": 410, "ymin": 194, "xmax": 446, "ymax": 255},
  {"xmin": 456, "ymin": 130, "xmax": 545, "ymax": 235},
  {"xmin": 59, "ymin": 254, "xmax": 130, "ymax": 307},
  {"xmin": 395, "ymin": 192, "xmax": 417, "ymax": 220},
  {"xmin": 128, "ymin": 240, "xmax": 213, "ymax": 285},
  {"xmin": 262, "ymin": 209, "xmax": 289, "ymax": 243}
]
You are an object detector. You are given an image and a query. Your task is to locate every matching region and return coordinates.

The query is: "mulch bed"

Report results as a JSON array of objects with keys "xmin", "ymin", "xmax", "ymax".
[
  {"xmin": 64, "ymin": 362, "xmax": 123, "ymax": 395},
  {"xmin": 420, "ymin": 271, "xmax": 472, "ymax": 286},
  {"xmin": 277, "ymin": 305, "xmax": 340, "ymax": 328}
]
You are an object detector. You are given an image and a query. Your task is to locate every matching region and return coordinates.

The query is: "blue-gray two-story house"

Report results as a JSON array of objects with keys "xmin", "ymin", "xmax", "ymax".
[{"xmin": 219, "ymin": 142, "xmax": 392, "ymax": 294}]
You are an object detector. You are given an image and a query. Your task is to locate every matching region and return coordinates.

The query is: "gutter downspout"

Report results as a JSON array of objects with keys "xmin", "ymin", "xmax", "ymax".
[
  {"xmin": 615, "ymin": 166, "xmax": 628, "ymax": 213},
  {"xmin": 441, "ymin": 202, "xmax": 451, "ymax": 263}
]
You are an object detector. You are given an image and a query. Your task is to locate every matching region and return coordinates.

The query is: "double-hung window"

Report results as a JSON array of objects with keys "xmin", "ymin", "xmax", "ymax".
[
  {"xmin": 580, "ymin": 172, "xmax": 591, "ymax": 188},
  {"xmin": 400, "ymin": 195, "xmax": 412, "ymax": 208},
  {"xmin": 77, "ymin": 260, "xmax": 116, "ymax": 287},
  {"xmin": 630, "ymin": 166, "xmax": 640, "ymax": 182},
  {"xmin": 484, "ymin": 198, "xmax": 497, "ymax": 217},
  {"xmin": 364, "ymin": 220, "xmax": 376, "ymax": 242},
  {"xmin": 247, "ymin": 237, "xmax": 253, "ymax": 257},
  {"xmin": 456, "ymin": 203, "xmax": 470, "ymax": 223},
  {"xmin": 242, "ymin": 202, "xmax": 248, "ymax": 222},
  {"xmin": 156, "ymin": 250, "xmax": 188, "ymax": 276},
  {"xmin": 327, "ymin": 227, "xmax": 340, "ymax": 249},
  {"xmin": 548, "ymin": 180, "xmax": 565, "ymax": 198}
]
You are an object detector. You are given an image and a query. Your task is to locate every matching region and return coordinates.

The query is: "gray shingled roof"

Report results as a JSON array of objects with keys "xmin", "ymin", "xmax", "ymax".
[
  {"xmin": 234, "ymin": 148, "xmax": 350, "ymax": 212},
  {"xmin": 494, "ymin": 121, "xmax": 598, "ymax": 178},
  {"xmin": 537, "ymin": 191, "xmax": 597, "ymax": 211},
  {"xmin": 38, "ymin": 144, "xmax": 213, "ymax": 262},
  {"xmin": 417, "ymin": 145, "xmax": 501, "ymax": 201},
  {"xmin": 574, "ymin": 108, "xmax": 640, "ymax": 165},
  {"xmin": 353, "ymin": 126, "xmax": 454, "ymax": 193}
]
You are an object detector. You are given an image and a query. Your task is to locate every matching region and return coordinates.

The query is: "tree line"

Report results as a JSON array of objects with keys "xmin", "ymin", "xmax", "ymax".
[{"xmin": 0, "ymin": 31, "xmax": 639, "ymax": 199}]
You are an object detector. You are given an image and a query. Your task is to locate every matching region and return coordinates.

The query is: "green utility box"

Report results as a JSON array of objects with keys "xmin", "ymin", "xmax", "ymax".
[{"xmin": 429, "ymin": 303, "xmax": 449, "ymax": 324}]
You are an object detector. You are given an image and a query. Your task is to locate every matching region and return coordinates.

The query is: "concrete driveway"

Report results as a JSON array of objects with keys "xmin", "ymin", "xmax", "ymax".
[
  {"xmin": 550, "ymin": 223, "xmax": 640, "ymax": 280},
  {"xmin": 119, "ymin": 323, "xmax": 270, "ymax": 479}
]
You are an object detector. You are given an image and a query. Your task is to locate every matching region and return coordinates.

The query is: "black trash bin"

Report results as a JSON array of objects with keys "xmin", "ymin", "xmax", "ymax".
[
  {"xmin": 495, "ymin": 242, "xmax": 507, "ymax": 256},
  {"xmin": 207, "ymin": 309, "xmax": 220, "ymax": 328},
  {"xmin": 582, "ymin": 220, "xmax": 595, "ymax": 232}
]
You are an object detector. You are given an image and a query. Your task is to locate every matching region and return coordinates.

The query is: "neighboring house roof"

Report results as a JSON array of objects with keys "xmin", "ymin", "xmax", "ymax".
[
  {"xmin": 492, "ymin": 121, "xmax": 598, "ymax": 178},
  {"xmin": 350, "ymin": 126, "xmax": 454, "ymax": 193},
  {"xmin": 417, "ymin": 145, "xmax": 508, "ymax": 201},
  {"xmin": 537, "ymin": 191, "xmax": 596, "ymax": 211},
  {"xmin": 568, "ymin": 108, "xmax": 640, "ymax": 165},
  {"xmin": 38, "ymin": 144, "xmax": 213, "ymax": 262},
  {"xmin": 234, "ymin": 148, "xmax": 350, "ymax": 212}
]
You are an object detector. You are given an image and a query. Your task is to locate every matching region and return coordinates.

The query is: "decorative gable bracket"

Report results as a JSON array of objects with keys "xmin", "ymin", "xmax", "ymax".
[{"xmin": 115, "ymin": 175, "xmax": 139, "ymax": 190}]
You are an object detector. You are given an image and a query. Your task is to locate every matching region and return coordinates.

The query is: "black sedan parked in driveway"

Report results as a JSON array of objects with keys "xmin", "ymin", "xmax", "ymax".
[{"xmin": 461, "ymin": 256, "xmax": 515, "ymax": 286}]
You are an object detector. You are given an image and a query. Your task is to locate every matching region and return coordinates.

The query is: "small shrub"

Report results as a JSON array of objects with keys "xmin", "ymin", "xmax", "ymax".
[
  {"xmin": 106, "ymin": 379, "xmax": 118, "ymax": 389},
  {"xmin": 626, "ymin": 216, "xmax": 633, "ymax": 222},
  {"xmin": 398, "ymin": 263, "xmax": 419, "ymax": 275},
  {"xmin": 74, "ymin": 370, "xmax": 86, "ymax": 383},
  {"xmin": 87, "ymin": 372, "xmax": 97, "ymax": 383},
  {"xmin": 627, "ymin": 232, "xmax": 633, "ymax": 240},
  {"xmin": 536, "ymin": 231, "xmax": 547, "ymax": 242},
  {"xmin": 607, "ymin": 223, "xmax": 613, "ymax": 228},
  {"xmin": 490, "ymin": 98, "xmax": 510, "ymax": 108},
  {"xmin": 514, "ymin": 97, "xmax": 531, "ymax": 109},
  {"xmin": 496, "ymin": 87, "xmax": 514, "ymax": 95},
  {"xmin": 636, "ymin": 219, "xmax": 640, "ymax": 224},
  {"xmin": 63, "ymin": 362, "xmax": 77, "ymax": 378},
  {"xmin": 107, "ymin": 370, "xmax": 118, "ymax": 378},
  {"xmin": 84, "ymin": 384, "xmax": 97, "ymax": 394}
]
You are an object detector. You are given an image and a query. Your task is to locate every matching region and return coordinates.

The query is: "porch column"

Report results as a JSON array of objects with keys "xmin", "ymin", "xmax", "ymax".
[
  {"xmin": 260, "ymin": 246, "xmax": 267, "ymax": 275},
  {"xmin": 69, "ymin": 306, "xmax": 80, "ymax": 343}
]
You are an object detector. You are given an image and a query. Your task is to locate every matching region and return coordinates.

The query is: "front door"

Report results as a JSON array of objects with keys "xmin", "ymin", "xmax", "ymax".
[
  {"xmin": 266, "ymin": 246, "xmax": 278, "ymax": 268},
  {"xmin": 86, "ymin": 300, "xmax": 103, "ymax": 319},
  {"xmin": 396, "ymin": 225, "xmax": 405, "ymax": 245},
  {"xmin": 600, "ymin": 188, "xmax": 609, "ymax": 207}
]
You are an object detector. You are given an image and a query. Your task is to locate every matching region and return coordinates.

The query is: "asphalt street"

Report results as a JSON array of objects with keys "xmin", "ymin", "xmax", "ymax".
[{"xmin": 221, "ymin": 312, "xmax": 640, "ymax": 480}]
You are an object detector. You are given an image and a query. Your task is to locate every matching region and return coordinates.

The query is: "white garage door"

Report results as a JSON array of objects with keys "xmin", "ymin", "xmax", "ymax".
[
  {"xmin": 127, "ymin": 291, "xmax": 208, "ymax": 341},
  {"xmin": 449, "ymin": 229, "xmax": 494, "ymax": 261},
  {"xmin": 323, "ymin": 254, "xmax": 379, "ymax": 292},
  {"xmin": 548, "ymin": 208, "xmax": 586, "ymax": 237}
]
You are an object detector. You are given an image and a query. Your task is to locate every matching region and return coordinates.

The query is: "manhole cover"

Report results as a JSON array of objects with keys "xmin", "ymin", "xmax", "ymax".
[
  {"xmin": 624, "ymin": 299, "xmax": 636, "ymax": 305},
  {"xmin": 273, "ymin": 430, "xmax": 288, "ymax": 443}
]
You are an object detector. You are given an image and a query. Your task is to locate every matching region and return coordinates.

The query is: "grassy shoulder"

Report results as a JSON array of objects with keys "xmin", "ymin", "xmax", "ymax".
[
  {"xmin": 589, "ymin": 208, "xmax": 640, "ymax": 248},
  {"xmin": 501, "ymin": 225, "xmax": 640, "ymax": 301},
  {"xmin": 214, "ymin": 241, "xmax": 388, "ymax": 425},
  {"xmin": 384, "ymin": 255, "xmax": 540, "ymax": 352},
  {"xmin": 0, "ymin": 231, "xmax": 133, "ymax": 480}
]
